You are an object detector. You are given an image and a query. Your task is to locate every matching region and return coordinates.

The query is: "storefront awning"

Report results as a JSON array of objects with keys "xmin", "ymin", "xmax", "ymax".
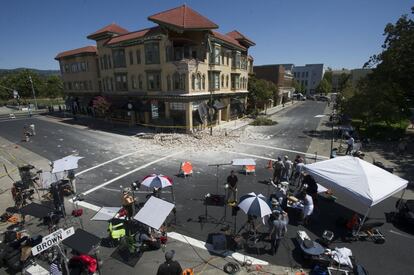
[
  {"xmin": 213, "ymin": 100, "xmax": 226, "ymax": 110},
  {"xmin": 198, "ymin": 102, "xmax": 208, "ymax": 123}
]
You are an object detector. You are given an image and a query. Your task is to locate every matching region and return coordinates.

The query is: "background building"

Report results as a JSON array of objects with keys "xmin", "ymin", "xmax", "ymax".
[
  {"xmin": 331, "ymin": 68, "xmax": 372, "ymax": 92},
  {"xmin": 292, "ymin": 64, "xmax": 324, "ymax": 95},
  {"xmin": 55, "ymin": 5, "xmax": 255, "ymax": 132},
  {"xmin": 253, "ymin": 64, "xmax": 294, "ymax": 104}
]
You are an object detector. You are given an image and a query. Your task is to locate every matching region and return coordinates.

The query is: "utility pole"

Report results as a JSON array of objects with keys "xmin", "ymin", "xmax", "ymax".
[
  {"xmin": 330, "ymin": 105, "xmax": 335, "ymax": 158},
  {"xmin": 28, "ymin": 76, "xmax": 38, "ymax": 110},
  {"xmin": 210, "ymin": 90, "xmax": 213, "ymax": 136}
]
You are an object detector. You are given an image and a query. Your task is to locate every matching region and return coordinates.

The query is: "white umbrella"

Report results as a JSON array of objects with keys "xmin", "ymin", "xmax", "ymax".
[
  {"xmin": 141, "ymin": 174, "xmax": 173, "ymax": 189},
  {"xmin": 238, "ymin": 192, "xmax": 272, "ymax": 218},
  {"xmin": 52, "ymin": 155, "xmax": 83, "ymax": 173}
]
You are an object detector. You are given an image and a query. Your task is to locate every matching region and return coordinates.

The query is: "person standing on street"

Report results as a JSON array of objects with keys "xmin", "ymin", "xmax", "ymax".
[
  {"xmin": 226, "ymin": 170, "xmax": 238, "ymax": 203},
  {"xmin": 29, "ymin": 124, "xmax": 36, "ymax": 136},
  {"xmin": 300, "ymin": 191, "xmax": 314, "ymax": 225},
  {"xmin": 268, "ymin": 210, "xmax": 289, "ymax": 255},
  {"xmin": 282, "ymin": 156, "xmax": 293, "ymax": 182},
  {"xmin": 345, "ymin": 136, "xmax": 355, "ymax": 155},
  {"xmin": 157, "ymin": 250, "xmax": 183, "ymax": 275},
  {"xmin": 67, "ymin": 169, "xmax": 76, "ymax": 193},
  {"xmin": 272, "ymin": 157, "xmax": 285, "ymax": 184}
]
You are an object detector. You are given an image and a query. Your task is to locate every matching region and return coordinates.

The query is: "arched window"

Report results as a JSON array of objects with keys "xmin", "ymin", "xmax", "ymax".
[
  {"xmin": 202, "ymin": 74, "xmax": 206, "ymax": 90},
  {"xmin": 221, "ymin": 75, "xmax": 224, "ymax": 88},
  {"xmin": 180, "ymin": 74, "xmax": 185, "ymax": 90},
  {"xmin": 226, "ymin": 75, "xmax": 229, "ymax": 88},
  {"xmin": 191, "ymin": 74, "xmax": 196, "ymax": 90},
  {"xmin": 173, "ymin": 73, "xmax": 180, "ymax": 90},
  {"xmin": 167, "ymin": 75, "xmax": 171, "ymax": 91},
  {"xmin": 197, "ymin": 74, "xmax": 202, "ymax": 90}
]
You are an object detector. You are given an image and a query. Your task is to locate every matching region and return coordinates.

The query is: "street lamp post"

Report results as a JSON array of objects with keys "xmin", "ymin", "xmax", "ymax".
[{"xmin": 28, "ymin": 76, "xmax": 38, "ymax": 110}]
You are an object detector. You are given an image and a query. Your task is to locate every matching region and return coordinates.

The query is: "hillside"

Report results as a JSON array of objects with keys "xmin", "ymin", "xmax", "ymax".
[{"xmin": 0, "ymin": 68, "xmax": 60, "ymax": 77}]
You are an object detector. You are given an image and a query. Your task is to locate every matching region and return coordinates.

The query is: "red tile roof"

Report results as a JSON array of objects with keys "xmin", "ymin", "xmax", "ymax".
[
  {"xmin": 148, "ymin": 4, "xmax": 218, "ymax": 30},
  {"xmin": 211, "ymin": 31, "xmax": 246, "ymax": 50},
  {"xmin": 87, "ymin": 23, "xmax": 129, "ymax": 39},
  {"xmin": 106, "ymin": 27, "xmax": 160, "ymax": 45},
  {"xmin": 55, "ymin": 46, "xmax": 97, "ymax": 60},
  {"xmin": 226, "ymin": 30, "xmax": 255, "ymax": 46}
]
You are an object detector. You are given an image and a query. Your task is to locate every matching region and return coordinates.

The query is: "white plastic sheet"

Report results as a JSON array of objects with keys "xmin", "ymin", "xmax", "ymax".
[
  {"xmin": 40, "ymin": 171, "xmax": 66, "ymax": 188},
  {"xmin": 232, "ymin": 158, "xmax": 256, "ymax": 166},
  {"xmin": 91, "ymin": 207, "xmax": 122, "ymax": 221},
  {"xmin": 52, "ymin": 155, "xmax": 83, "ymax": 173},
  {"xmin": 134, "ymin": 196, "xmax": 174, "ymax": 229}
]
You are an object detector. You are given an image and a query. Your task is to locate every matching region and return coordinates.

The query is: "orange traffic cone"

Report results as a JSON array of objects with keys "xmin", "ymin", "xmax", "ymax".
[{"xmin": 266, "ymin": 160, "xmax": 273, "ymax": 170}]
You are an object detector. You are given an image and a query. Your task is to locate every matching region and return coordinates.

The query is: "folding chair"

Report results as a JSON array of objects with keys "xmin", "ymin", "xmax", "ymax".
[
  {"xmin": 179, "ymin": 162, "xmax": 193, "ymax": 177},
  {"xmin": 243, "ymin": 165, "xmax": 256, "ymax": 175}
]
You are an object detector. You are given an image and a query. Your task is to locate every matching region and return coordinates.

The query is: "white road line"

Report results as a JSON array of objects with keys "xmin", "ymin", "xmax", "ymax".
[
  {"xmin": 389, "ymin": 230, "xmax": 414, "ymax": 240},
  {"xmin": 101, "ymin": 186, "xmax": 171, "ymax": 194},
  {"xmin": 168, "ymin": 232, "xmax": 269, "ymax": 266},
  {"xmin": 71, "ymin": 200, "xmax": 101, "ymax": 212},
  {"xmin": 224, "ymin": 150, "xmax": 276, "ymax": 161},
  {"xmin": 240, "ymin": 142, "xmax": 329, "ymax": 160},
  {"xmin": 75, "ymin": 150, "xmax": 143, "ymax": 176},
  {"xmin": 82, "ymin": 151, "xmax": 182, "ymax": 195}
]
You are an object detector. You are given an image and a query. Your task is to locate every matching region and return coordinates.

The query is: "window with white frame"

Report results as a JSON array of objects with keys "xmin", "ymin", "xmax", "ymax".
[
  {"xmin": 170, "ymin": 102, "xmax": 186, "ymax": 110},
  {"xmin": 145, "ymin": 42, "xmax": 160, "ymax": 64},
  {"xmin": 131, "ymin": 75, "xmax": 137, "ymax": 89},
  {"xmin": 147, "ymin": 71, "xmax": 161, "ymax": 90},
  {"xmin": 138, "ymin": 74, "xmax": 143, "ymax": 89}
]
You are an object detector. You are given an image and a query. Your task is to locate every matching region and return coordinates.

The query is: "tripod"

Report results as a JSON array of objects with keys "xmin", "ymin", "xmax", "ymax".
[{"xmin": 198, "ymin": 195, "xmax": 218, "ymax": 224}]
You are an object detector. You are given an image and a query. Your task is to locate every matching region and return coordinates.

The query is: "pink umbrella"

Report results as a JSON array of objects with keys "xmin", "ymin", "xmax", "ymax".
[{"xmin": 141, "ymin": 174, "xmax": 173, "ymax": 189}]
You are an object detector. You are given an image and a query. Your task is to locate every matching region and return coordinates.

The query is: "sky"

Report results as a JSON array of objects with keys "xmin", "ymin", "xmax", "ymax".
[{"xmin": 0, "ymin": 0, "xmax": 412, "ymax": 70}]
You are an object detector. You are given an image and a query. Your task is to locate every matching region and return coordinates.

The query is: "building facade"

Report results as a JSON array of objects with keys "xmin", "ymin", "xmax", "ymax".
[
  {"xmin": 55, "ymin": 5, "xmax": 255, "ymax": 132},
  {"xmin": 253, "ymin": 64, "xmax": 294, "ymax": 104},
  {"xmin": 292, "ymin": 64, "xmax": 324, "ymax": 95},
  {"xmin": 331, "ymin": 68, "xmax": 372, "ymax": 92}
]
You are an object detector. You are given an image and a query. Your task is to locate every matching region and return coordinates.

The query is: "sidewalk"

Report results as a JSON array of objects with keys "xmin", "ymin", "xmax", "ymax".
[
  {"xmin": 216, "ymin": 101, "xmax": 302, "ymax": 133},
  {"xmin": 306, "ymin": 105, "xmax": 414, "ymax": 198}
]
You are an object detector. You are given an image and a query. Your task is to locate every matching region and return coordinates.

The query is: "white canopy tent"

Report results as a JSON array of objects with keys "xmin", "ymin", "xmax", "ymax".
[{"xmin": 304, "ymin": 156, "xmax": 408, "ymax": 233}]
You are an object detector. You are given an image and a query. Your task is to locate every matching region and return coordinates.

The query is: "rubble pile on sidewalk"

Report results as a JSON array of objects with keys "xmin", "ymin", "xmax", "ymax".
[{"xmin": 135, "ymin": 130, "xmax": 240, "ymax": 151}]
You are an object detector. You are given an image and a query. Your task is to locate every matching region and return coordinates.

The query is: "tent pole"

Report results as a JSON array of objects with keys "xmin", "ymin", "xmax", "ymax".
[
  {"xmin": 355, "ymin": 207, "xmax": 371, "ymax": 235},
  {"xmin": 171, "ymin": 186, "xmax": 176, "ymax": 204},
  {"xmin": 397, "ymin": 189, "xmax": 406, "ymax": 210}
]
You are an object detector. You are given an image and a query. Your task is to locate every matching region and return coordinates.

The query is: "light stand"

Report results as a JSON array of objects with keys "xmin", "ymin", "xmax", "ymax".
[
  {"xmin": 198, "ymin": 193, "xmax": 218, "ymax": 224},
  {"xmin": 208, "ymin": 162, "xmax": 232, "ymax": 195}
]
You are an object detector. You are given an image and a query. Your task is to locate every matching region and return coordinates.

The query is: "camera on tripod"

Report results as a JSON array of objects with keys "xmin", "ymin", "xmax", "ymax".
[{"xmin": 19, "ymin": 189, "xmax": 35, "ymax": 201}]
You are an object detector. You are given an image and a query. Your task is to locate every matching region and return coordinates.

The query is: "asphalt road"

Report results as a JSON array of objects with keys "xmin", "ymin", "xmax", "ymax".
[{"xmin": 1, "ymin": 101, "xmax": 413, "ymax": 275}]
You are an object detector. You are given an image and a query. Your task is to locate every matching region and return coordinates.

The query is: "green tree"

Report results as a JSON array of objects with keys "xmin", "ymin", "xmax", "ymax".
[
  {"xmin": 0, "ymin": 70, "xmax": 44, "ymax": 101},
  {"xmin": 40, "ymin": 75, "xmax": 63, "ymax": 98},
  {"xmin": 292, "ymin": 79, "xmax": 305, "ymax": 93},
  {"xmin": 247, "ymin": 76, "xmax": 274, "ymax": 112},
  {"xmin": 316, "ymin": 78, "xmax": 332, "ymax": 95},
  {"xmin": 364, "ymin": 6, "xmax": 414, "ymax": 105},
  {"xmin": 323, "ymin": 70, "xmax": 333, "ymax": 85}
]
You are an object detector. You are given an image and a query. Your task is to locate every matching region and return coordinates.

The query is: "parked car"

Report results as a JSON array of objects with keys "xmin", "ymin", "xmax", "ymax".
[
  {"xmin": 292, "ymin": 93, "xmax": 306, "ymax": 101},
  {"xmin": 307, "ymin": 95, "xmax": 316, "ymax": 101},
  {"xmin": 337, "ymin": 125, "xmax": 354, "ymax": 138},
  {"xmin": 315, "ymin": 95, "xmax": 330, "ymax": 102}
]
